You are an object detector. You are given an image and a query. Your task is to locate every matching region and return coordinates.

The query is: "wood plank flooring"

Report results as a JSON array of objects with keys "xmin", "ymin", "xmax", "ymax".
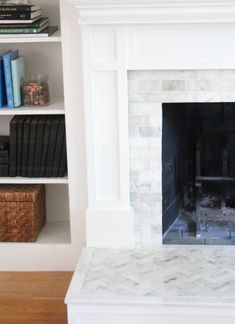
[{"xmin": 0, "ymin": 272, "xmax": 73, "ymax": 324}]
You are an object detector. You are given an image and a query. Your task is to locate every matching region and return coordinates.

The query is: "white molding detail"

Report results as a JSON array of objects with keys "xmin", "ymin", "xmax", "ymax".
[
  {"xmin": 66, "ymin": 0, "xmax": 235, "ymax": 24},
  {"xmin": 86, "ymin": 208, "xmax": 134, "ymax": 248}
]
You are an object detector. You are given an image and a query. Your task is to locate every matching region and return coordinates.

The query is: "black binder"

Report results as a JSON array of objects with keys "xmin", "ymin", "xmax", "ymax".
[
  {"xmin": 52, "ymin": 116, "xmax": 65, "ymax": 177},
  {"xmin": 27, "ymin": 116, "xmax": 38, "ymax": 177},
  {"xmin": 40, "ymin": 116, "xmax": 52, "ymax": 177},
  {"xmin": 33, "ymin": 115, "xmax": 46, "ymax": 177},
  {"xmin": 22, "ymin": 116, "xmax": 33, "ymax": 177},
  {"xmin": 45, "ymin": 116, "xmax": 60, "ymax": 177},
  {"xmin": 16, "ymin": 115, "xmax": 26, "ymax": 176},
  {"xmin": 9, "ymin": 116, "xmax": 18, "ymax": 177}
]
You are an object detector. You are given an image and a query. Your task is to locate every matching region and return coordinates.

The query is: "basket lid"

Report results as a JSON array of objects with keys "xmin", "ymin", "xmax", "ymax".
[{"xmin": 0, "ymin": 184, "xmax": 44, "ymax": 202}]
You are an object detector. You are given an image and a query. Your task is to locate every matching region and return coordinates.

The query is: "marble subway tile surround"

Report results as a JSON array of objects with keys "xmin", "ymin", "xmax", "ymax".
[{"xmin": 128, "ymin": 70, "xmax": 235, "ymax": 247}]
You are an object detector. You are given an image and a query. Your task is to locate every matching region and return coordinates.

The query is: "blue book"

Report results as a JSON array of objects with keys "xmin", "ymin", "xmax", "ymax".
[
  {"xmin": 11, "ymin": 56, "xmax": 25, "ymax": 107},
  {"xmin": 3, "ymin": 50, "xmax": 19, "ymax": 109},
  {"xmin": 0, "ymin": 56, "xmax": 6, "ymax": 108}
]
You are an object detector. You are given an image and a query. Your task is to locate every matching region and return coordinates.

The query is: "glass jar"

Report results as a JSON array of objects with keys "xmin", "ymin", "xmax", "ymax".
[{"xmin": 23, "ymin": 74, "xmax": 50, "ymax": 107}]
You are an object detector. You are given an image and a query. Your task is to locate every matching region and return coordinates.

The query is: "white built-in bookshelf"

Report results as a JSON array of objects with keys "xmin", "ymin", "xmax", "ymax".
[{"xmin": 0, "ymin": 0, "xmax": 85, "ymax": 271}]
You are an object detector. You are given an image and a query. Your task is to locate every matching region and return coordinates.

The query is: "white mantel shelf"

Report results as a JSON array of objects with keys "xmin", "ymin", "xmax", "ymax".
[{"xmin": 66, "ymin": 0, "xmax": 235, "ymax": 24}]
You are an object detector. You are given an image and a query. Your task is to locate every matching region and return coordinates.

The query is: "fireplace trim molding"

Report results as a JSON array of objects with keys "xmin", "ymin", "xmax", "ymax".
[
  {"xmin": 62, "ymin": 0, "xmax": 235, "ymax": 248},
  {"xmin": 66, "ymin": 0, "xmax": 235, "ymax": 24}
]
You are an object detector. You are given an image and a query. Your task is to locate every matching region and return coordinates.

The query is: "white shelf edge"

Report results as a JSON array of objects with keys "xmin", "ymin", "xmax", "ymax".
[
  {"xmin": 0, "ymin": 221, "xmax": 71, "ymax": 246},
  {"xmin": 0, "ymin": 31, "xmax": 61, "ymax": 44},
  {"xmin": 0, "ymin": 99, "xmax": 65, "ymax": 115},
  {"xmin": 0, "ymin": 177, "xmax": 68, "ymax": 184}
]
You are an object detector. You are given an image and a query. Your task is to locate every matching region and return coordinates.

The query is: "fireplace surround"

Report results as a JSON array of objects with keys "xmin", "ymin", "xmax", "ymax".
[
  {"xmin": 63, "ymin": 0, "xmax": 235, "ymax": 249},
  {"xmin": 128, "ymin": 71, "xmax": 235, "ymax": 246}
]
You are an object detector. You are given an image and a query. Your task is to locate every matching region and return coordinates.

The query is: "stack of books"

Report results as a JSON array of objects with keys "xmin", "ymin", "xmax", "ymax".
[
  {"xmin": 9, "ymin": 115, "xmax": 67, "ymax": 178},
  {"xmin": 0, "ymin": 49, "xmax": 25, "ymax": 108},
  {"xmin": 0, "ymin": 1, "xmax": 58, "ymax": 37}
]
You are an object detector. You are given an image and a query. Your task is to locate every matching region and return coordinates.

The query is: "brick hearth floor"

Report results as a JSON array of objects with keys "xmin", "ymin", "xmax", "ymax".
[{"xmin": 67, "ymin": 247, "xmax": 235, "ymax": 303}]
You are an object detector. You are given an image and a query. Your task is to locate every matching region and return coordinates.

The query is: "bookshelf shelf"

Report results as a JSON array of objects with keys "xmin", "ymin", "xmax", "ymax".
[
  {"xmin": 0, "ymin": 221, "xmax": 71, "ymax": 246},
  {"xmin": 0, "ymin": 0, "xmax": 83, "ymax": 272},
  {"xmin": 0, "ymin": 177, "xmax": 68, "ymax": 184},
  {"xmin": 0, "ymin": 100, "xmax": 65, "ymax": 115},
  {"xmin": 0, "ymin": 31, "xmax": 61, "ymax": 44}
]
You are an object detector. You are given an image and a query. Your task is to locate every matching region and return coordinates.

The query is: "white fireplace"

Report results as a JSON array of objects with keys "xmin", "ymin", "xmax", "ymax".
[
  {"xmin": 63, "ymin": 0, "xmax": 235, "ymax": 248},
  {"xmin": 63, "ymin": 1, "xmax": 235, "ymax": 323}
]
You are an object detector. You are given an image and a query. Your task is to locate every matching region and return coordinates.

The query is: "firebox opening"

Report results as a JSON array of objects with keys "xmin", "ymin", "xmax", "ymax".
[{"xmin": 162, "ymin": 102, "xmax": 235, "ymax": 245}]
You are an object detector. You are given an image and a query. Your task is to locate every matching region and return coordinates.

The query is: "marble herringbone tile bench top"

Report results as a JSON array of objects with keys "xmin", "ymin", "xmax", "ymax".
[{"xmin": 66, "ymin": 247, "xmax": 235, "ymax": 305}]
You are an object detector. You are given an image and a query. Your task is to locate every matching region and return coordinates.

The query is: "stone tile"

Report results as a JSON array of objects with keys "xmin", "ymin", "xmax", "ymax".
[
  {"xmin": 139, "ymin": 170, "xmax": 162, "ymax": 182},
  {"xmin": 139, "ymin": 80, "xmax": 162, "ymax": 92},
  {"xmin": 186, "ymin": 80, "xmax": 210, "ymax": 91},
  {"xmin": 173, "ymin": 70, "xmax": 197, "ymax": 80},
  {"xmin": 129, "ymin": 138, "xmax": 149, "ymax": 149},
  {"xmin": 162, "ymin": 80, "xmax": 185, "ymax": 91},
  {"xmin": 220, "ymin": 80, "xmax": 235, "ymax": 91},
  {"xmin": 139, "ymin": 126, "xmax": 161, "ymax": 137},
  {"xmin": 196, "ymin": 69, "xmax": 221, "ymax": 80},
  {"xmin": 140, "ymin": 193, "xmax": 161, "ymax": 203},
  {"xmin": 129, "ymin": 115, "xmax": 149, "ymax": 126},
  {"xmin": 221, "ymin": 70, "xmax": 235, "ymax": 80},
  {"xmin": 128, "ymin": 70, "xmax": 161, "ymax": 81},
  {"xmin": 196, "ymin": 91, "xmax": 222, "ymax": 102},
  {"xmin": 130, "ymin": 159, "xmax": 148, "ymax": 170},
  {"xmin": 128, "ymin": 91, "xmax": 150, "ymax": 103},
  {"xmin": 222, "ymin": 91, "xmax": 235, "ymax": 102},
  {"xmin": 80, "ymin": 247, "xmax": 235, "ymax": 300},
  {"xmin": 150, "ymin": 70, "xmax": 174, "ymax": 80},
  {"xmin": 128, "ymin": 80, "xmax": 139, "ymax": 93}
]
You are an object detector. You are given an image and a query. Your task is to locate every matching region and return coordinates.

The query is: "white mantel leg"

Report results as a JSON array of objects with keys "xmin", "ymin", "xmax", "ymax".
[{"xmin": 82, "ymin": 25, "xmax": 134, "ymax": 247}]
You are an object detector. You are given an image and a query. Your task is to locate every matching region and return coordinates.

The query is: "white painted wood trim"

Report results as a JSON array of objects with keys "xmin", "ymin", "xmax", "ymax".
[
  {"xmin": 66, "ymin": 0, "xmax": 235, "ymax": 24},
  {"xmin": 82, "ymin": 25, "xmax": 134, "ymax": 247}
]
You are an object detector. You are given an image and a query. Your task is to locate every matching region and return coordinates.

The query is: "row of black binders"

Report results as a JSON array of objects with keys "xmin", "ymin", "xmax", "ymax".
[{"xmin": 10, "ymin": 115, "xmax": 67, "ymax": 178}]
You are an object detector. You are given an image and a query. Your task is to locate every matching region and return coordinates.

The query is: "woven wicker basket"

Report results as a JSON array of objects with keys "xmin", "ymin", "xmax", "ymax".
[{"xmin": 0, "ymin": 184, "xmax": 46, "ymax": 242}]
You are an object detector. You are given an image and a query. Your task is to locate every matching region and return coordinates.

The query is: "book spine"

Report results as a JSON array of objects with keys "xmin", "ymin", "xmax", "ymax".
[
  {"xmin": 27, "ymin": 118, "xmax": 37, "ymax": 177},
  {"xmin": 9, "ymin": 117, "xmax": 17, "ymax": 177},
  {"xmin": 0, "ymin": 7, "xmax": 32, "ymax": 12},
  {"xmin": 21, "ymin": 117, "xmax": 32, "ymax": 177},
  {"xmin": 3, "ymin": 53, "xmax": 14, "ymax": 109},
  {"xmin": 11, "ymin": 59, "xmax": 21, "ymax": 107},
  {"xmin": 52, "ymin": 118, "xmax": 65, "ymax": 177},
  {"xmin": 58, "ymin": 140, "xmax": 67, "ymax": 177},
  {"xmin": 0, "ymin": 28, "xmax": 39, "ymax": 34},
  {"xmin": 0, "ymin": 10, "xmax": 41, "ymax": 20},
  {"xmin": 40, "ymin": 120, "xmax": 51, "ymax": 177},
  {"xmin": 16, "ymin": 117, "xmax": 25, "ymax": 176},
  {"xmin": 33, "ymin": 117, "xmax": 45, "ymax": 177},
  {"xmin": 0, "ymin": 58, "xmax": 6, "ymax": 108},
  {"xmin": 45, "ymin": 117, "xmax": 59, "ymax": 178}
]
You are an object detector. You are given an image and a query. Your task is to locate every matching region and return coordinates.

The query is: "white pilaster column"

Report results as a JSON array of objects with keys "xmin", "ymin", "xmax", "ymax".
[{"xmin": 82, "ymin": 25, "xmax": 134, "ymax": 247}]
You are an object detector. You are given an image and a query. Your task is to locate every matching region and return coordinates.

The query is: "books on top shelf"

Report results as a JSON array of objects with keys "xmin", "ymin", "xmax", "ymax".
[
  {"xmin": 0, "ymin": 25, "xmax": 58, "ymax": 37},
  {"xmin": 0, "ymin": 1, "xmax": 59, "ymax": 36},
  {"xmin": 0, "ymin": 17, "xmax": 49, "ymax": 34}
]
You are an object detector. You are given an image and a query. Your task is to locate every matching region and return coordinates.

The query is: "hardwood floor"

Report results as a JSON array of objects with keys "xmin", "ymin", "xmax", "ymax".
[{"xmin": 0, "ymin": 272, "xmax": 73, "ymax": 324}]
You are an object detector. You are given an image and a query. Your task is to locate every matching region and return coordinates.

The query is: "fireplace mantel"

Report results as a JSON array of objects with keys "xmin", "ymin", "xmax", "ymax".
[
  {"xmin": 66, "ymin": 0, "xmax": 235, "ymax": 24},
  {"xmin": 61, "ymin": 0, "xmax": 235, "ymax": 248}
]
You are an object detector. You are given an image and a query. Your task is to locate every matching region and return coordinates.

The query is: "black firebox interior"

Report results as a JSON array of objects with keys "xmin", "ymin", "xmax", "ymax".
[{"xmin": 162, "ymin": 102, "xmax": 235, "ymax": 245}]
